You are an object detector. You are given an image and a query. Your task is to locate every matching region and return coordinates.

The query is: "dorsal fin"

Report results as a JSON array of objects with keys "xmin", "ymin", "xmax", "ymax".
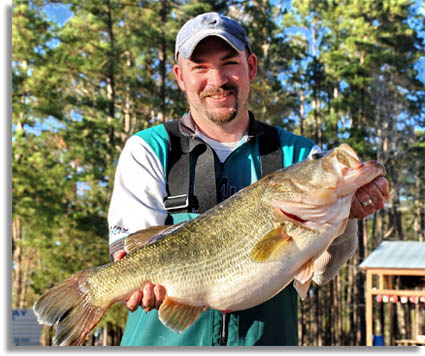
[{"xmin": 124, "ymin": 225, "xmax": 172, "ymax": 253}]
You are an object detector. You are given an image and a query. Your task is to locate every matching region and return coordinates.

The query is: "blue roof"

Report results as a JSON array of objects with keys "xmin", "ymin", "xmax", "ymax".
[{"xmin": 359, "ymin": 241, "xmax": 425, "ymax": 270}]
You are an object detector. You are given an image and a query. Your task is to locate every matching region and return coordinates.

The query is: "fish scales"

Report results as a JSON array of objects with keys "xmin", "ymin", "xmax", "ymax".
[
  {"xmin": 33, "ymin": 144, "xmax": 386, "ymax": 345},
  {"xmin": 85, "ymin": 180, "xmax": 270, "ymax": 308}
]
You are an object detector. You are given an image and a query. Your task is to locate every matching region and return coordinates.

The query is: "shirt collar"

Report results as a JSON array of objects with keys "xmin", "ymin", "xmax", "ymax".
[{"xmin": 178, "ymin": 111, "xmax": 265, "ymax": 138}]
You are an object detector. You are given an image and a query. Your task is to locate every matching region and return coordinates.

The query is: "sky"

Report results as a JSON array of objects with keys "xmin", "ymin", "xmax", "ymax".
[{"xmin": 41, "ymin": 1, "xmax": 425, "ymax": 85}]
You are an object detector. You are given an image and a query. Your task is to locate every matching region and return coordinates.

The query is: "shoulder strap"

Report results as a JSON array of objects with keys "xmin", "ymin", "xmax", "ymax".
[
  {"xmin": 163, "ymin": 120, "xmax": 191, "ymax": 211},
  {"xmin": 257, "ymin": 122, "xmax": 283, "ymax": 176},
  {"xmin": 163, "ymin": 120, "xmax": 217, "ymax": 215},
  {"xmin": 163, "ymin": 120, "xmax": 282, "ymax": 216}
]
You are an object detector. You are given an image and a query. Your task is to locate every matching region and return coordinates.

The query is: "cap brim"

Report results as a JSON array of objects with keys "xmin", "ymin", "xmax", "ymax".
[{"xmin": 175, "ymin": 29, "xmax": 246, "ymax": 61}]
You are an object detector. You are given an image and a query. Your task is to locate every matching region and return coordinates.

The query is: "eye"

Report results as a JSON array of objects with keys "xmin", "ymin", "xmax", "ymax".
[
  {"xmin": 193, "ymin": 65, "xmax": 207, "ymax": 71},
  {"xmin": 311, "ymin": 152, "xmax": 324, "ymax": 160}
]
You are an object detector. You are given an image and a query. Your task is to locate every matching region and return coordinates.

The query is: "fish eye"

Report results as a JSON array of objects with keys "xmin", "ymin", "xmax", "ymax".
[{"xmin": 311, "ymin": 152, "xmax": 324, "ymax": 160}]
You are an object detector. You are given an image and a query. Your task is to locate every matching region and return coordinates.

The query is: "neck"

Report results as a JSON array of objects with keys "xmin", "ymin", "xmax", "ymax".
[{"xmin": 191, "ymin": 111, "xmax": 250, "ymax": 143}]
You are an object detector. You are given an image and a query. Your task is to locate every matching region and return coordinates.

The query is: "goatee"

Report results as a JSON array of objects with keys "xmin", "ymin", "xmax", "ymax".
[
  {"xmin": 206, "ymin": 107, "xmax": 238, "ymax": 124},
  {"xmin": 199, "ymin": 85, "xmax": 239, "ymax": 124}
]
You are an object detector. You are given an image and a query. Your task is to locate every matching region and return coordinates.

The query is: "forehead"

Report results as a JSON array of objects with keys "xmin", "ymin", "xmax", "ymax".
[{"xmin": 190, "ymin": 36, "xmax": 240, "ymax": 62}]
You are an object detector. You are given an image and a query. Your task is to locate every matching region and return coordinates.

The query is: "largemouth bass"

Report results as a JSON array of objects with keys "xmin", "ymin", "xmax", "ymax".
[{"xmin": 33, "ymin": 144, "xmax": 385, "ymax": 346}]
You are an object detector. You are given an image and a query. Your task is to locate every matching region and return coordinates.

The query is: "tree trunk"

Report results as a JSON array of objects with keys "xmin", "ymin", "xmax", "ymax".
[
  {"xmin": 12, "ymin": 217, "xmax": 22, "ymax": 308},
  {"xmin": 356, "ymin": 219, "xmax": 366, "ymax": 345},
  {"xmin": 158, "ymin": 0, "xmax": 168, "ymax": 123},
  {"xmin": 102, "ymin": 323, "xmax": 108, "ymax": 346},
  {"xmin": 106, "ymin": 0, "xmax": 117, "ymax": 149},
  {"xmin": 121, "ymin": 48, "xmax": 134, "ymax": 145},
  {"xmin": 315, "ymin": 287, "xmax": 321, "ymax": 345},
  {"xmin": 414, "ymin": 167, "xmax": 424, "ymax": 241},
  {"xmin": 347, "ymin": 259, "xmax": 355, "ymax": 345},
  {"xmin": 18, "ymin": 257, "xmax": 31, "ymax": 308},
  {"xmin": 299, "ymin": 90, "xmax": 305, "ymax": 136}
]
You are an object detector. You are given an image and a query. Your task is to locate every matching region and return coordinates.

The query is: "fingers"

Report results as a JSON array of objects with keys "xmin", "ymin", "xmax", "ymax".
[
  {"xmin": 154, "ymin": 285, "xmax": 167, "ymax": 310},
  {"xmin": 126, "ymin": 290, "xmax": 142, "ymax": 312},
  {"xmin": 350, "ymin": 177, "xmax": 390, "ymax": 219},
  {"xmin": 112, "ymin": 250, "xmax": 126, "ymax": 262},
  {"xmin": 125, "ymin": 282, "xmax": 166, "ymax": 313},
  {"xmin": 373, "ymin": 176, "xmax": 390, "ymax": 200},
  {"xmin": 114, "ymin": 250, "xmax": 167, "ymax": 312},
  {"xmin": 113, "ymin": 250, "xmax": 166, "ymax": 312},
  {"xmin": 142, "ymin": 283, "xmax": 167, "ymax": 312},
  {"xmin": 141, "ymin": 282, "xmax": 155, "ymax": 312},
  {"xmin": 350, "ymin": 195, "xmax": 368, "ymax": 220}
]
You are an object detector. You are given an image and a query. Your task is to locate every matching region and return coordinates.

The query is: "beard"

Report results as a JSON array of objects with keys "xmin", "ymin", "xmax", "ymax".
[
  {"xmin": 190, "ymin": 84, "xmax": 243, "ymax": 125},
  {"xmin": 206, "ymin": 105, "xmax": 238, "ymax": 124}
]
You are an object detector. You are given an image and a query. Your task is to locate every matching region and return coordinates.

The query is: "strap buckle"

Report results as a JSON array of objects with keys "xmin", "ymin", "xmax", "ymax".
[{"xmin": 164, "ymin": 194, "xmax": 189, "ymax": 210}]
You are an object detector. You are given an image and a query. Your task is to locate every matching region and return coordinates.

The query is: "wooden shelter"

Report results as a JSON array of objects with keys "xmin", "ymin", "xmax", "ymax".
[{"xmin": 359, "ymin": 241, "xmax": 425, "ymax": 346}]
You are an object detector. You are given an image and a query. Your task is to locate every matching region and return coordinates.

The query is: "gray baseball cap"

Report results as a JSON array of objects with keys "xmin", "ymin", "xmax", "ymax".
[{"xmin": 175, "ymin": 12, "xmax": 251, "ymax": 61}]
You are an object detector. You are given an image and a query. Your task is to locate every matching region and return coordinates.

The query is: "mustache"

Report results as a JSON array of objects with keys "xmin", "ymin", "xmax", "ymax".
[{"xmin": 200, "ymin": 85, "xmax": 237, "ymax": 99}]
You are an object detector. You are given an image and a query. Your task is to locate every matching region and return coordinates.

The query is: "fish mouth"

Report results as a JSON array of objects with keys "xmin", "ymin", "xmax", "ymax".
[
  {"xmin": 335, "ymin": 144, "xmax": 362, "ymax": 169},
  {"xmin": 337, "ymin": 159, "xmax": 386, "ymax": 197},
  {"xmin": 363, "ymin": 160, "xmax": 386, "ymax": 176},
  {"xmin": 272, "ymin": 194, "xmax": 354, "ymax": 230},
  {"xmin": 267, "ymin": 143, "xmax": 386, "ymax": 228}
]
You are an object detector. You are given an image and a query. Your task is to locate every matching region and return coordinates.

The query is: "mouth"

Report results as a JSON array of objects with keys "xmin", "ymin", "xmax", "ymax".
[
  {"xmin": 206, "ymin": 91, "xmax": 233, "ymax": 100},
  {"xmin": 200, "ymin": 87, "xmax": 236, "ymax": 102}
]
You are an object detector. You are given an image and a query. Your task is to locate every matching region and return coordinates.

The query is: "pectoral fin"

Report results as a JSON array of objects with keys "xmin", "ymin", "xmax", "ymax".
[
  {"xmin": 250, "ymin": 224, "xmax": 292, "ymax": 262},
  {"xmin": 124, "ymin": 225, "xmax": 172, "ymax": 253},
  {"xmin": 158, "ymin": 297, "xmax": 206, "ymax": 333},
  {"xmin": 293, "ymin": 259, "xmax": 314, "ymax": 300}
]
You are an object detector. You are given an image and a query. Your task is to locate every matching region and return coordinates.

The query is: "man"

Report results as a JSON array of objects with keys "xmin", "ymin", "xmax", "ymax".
[{"xmin": 108, "ymin": 12, "xmax": 389, "ymax": 346}]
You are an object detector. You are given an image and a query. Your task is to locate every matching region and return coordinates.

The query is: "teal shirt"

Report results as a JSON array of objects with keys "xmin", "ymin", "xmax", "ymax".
[{"xmin": 119, "ymin": 120, "xmax": 315, "ymax": 346}]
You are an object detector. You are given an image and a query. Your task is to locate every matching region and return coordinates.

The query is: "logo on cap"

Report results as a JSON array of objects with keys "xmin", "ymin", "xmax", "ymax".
[{"xmin": 175, "ymin": 12, "xmax": 251, "ymax": 61}]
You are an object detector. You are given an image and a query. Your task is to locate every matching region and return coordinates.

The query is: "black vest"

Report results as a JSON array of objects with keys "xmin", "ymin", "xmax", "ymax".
[{"xmin": 163, "ymin": 119, "xmax": 283, "ymax": 218}]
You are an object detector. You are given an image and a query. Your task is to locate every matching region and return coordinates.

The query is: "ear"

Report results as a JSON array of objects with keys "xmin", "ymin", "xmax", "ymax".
[
  {"xmin": 247, "ymin": 53, "xmax": 257, "ymax": 81},
  {"xmin": 173, "ymin": 63, "xmax": 186, "ymax": 92}
]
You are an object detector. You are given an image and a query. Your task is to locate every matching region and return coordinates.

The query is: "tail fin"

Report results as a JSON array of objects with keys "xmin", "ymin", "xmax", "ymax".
[{"xmin": 33, "ymin": 270, "xmax": 105, "ymax": 346}]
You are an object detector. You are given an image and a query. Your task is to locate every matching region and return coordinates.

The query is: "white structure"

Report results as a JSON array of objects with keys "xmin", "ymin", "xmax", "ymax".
[{"xmin": 12, "ymin": 309, "xmax": 42, "ymax": 346}]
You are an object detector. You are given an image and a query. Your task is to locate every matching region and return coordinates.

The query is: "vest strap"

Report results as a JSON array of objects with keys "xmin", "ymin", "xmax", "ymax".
[
  {"xmin": 257, "ymin": 122, "xmax": 283, "ymax": 176},
  {"xmin": 163, "ymin": 119, "xmax": 283, "ymax": 215}
]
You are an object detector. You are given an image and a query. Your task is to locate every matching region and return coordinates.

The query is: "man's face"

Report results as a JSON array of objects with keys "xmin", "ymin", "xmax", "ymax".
[{"xmin": 174, "ymin": 37, "xmax": 257, "ymax": 125}]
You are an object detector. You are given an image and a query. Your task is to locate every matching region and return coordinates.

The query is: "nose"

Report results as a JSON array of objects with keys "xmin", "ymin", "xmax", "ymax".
[{"xmin": 207, "ymin": 68, "xmax": 228, "ymax": 87}]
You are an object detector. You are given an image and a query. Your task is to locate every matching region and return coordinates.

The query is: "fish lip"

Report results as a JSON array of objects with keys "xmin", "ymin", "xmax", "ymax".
[
  {"xmin": 363, "ymin": 160, "xmax": 386, "ymax": 176},
  {"xmin": 337, "ymin": 144, "xmax": 361, "ymax": 164},
  {"xmin": 354, "ymin": 160, "xmax": 386, "ymax": 180},
  {"xmin": 336, "ymin": 159, "xmax": 386, "ymax": 196}
]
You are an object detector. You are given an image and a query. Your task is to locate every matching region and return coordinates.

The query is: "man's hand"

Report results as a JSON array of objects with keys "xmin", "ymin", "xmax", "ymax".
[
  {"xmin": 113, "ymin": 250, "xmax": 166, "ymax": 312},
  {"xmin": 349, "ymin": 176, "xmax": 390, "ymax": 219}
]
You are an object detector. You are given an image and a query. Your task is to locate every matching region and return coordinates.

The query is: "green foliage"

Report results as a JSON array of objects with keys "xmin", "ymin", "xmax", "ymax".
[{"xmin": 12, "ymin": 0, "xmax": 425, "ymax": 345}]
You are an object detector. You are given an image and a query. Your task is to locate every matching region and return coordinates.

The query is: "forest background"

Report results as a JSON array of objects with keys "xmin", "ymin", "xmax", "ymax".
[{"xmin": 11, "ymin": 0, "xmax": 425, "ymax": 346}]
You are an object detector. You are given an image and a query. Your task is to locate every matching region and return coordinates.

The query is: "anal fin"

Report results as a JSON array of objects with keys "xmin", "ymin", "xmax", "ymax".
[
  {"xmin": 158, "ymin": 297, "xmax": 206, "ymax": 333},
  {"xmin": 293, "ymin": 259, "xmax": 314, "ymax": 300}
]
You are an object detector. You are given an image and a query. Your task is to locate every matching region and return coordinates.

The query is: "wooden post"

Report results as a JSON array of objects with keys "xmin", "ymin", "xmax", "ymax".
[{"xmin": 366, "ymin": 269, "xmax": 374, "ymax": 346}]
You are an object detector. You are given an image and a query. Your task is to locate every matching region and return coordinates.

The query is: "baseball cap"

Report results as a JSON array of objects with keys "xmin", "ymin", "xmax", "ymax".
[{"xmin": 175, "ymin": 12, "xmax": 251, "ymax": 61}]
